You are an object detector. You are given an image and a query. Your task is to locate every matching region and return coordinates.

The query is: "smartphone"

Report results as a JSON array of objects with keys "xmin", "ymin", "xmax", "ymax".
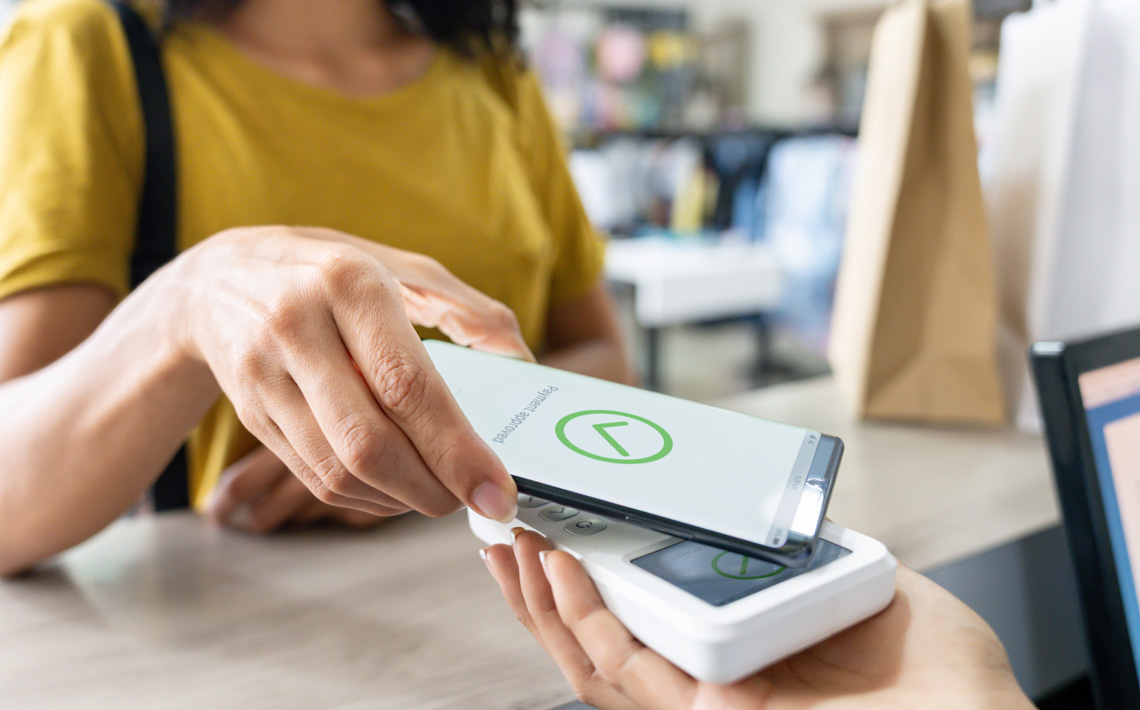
[{"xmin": 425, "ymin": 340, "xmax": 842, "ymax": 566}]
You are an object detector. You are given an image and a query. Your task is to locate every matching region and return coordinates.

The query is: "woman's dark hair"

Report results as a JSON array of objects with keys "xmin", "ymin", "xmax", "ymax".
[{"xmin": 164, "ymin": 0, "xmax": 519, "ymax": 57}]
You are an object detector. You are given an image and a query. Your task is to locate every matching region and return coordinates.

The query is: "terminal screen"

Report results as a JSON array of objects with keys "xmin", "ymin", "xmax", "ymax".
[
  {"xmin": 1079, "ymin": 356, "xmax": 1140, "ymax": 678},
  {"xmin": 632, "ymin": 539, "xmax": 850, "ymax": 607}
]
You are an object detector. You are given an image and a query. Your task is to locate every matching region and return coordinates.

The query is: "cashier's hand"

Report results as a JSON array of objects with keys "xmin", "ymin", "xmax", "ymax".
[
  {"xmin": 207, "ymin": 446, "xmax": 387, "ymax": 533},
  {"xmin": 484, "ymin": 530, "xmax": 1035, "ymax": 710}
]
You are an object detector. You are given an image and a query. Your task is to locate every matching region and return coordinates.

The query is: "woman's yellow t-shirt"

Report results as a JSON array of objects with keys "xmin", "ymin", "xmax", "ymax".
[{"xmin": 0, "ymin": 0, "xmax": 605, "ymax": 508}]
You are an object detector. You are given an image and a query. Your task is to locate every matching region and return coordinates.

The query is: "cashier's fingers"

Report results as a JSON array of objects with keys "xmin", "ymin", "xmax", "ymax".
[
  {"xmin": 483, "ymin": 533, "xmax": 642, "ymax": 710},
  {"xmin": 544, "ymin": 549, "xmax": 699, "ymax": 710},
  {"xmin": 510, "ymin": 531, "xmax": 603, "ymax": 686},
  {"xmin": 481, "ymin": 543, "xmax": 541, "ymax": 639}
]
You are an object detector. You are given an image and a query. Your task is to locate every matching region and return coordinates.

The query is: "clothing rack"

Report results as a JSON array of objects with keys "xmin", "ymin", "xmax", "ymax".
[
  {"xmin": 570, "ymin": 124, "xmax": 857, "ymax": 237},
  {"xmin": 568, "ymin": 124, "xmax": 858, "ymax": 150}
]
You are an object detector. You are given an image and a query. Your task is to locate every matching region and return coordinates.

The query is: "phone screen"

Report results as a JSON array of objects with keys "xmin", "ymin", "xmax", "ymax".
[{"xmin": 426, "ymin": 341, "xmax": 839, "ymax": 560}]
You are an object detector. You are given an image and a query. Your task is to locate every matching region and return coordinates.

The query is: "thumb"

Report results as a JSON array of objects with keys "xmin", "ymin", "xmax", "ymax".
[{"xmin": 345, "ymin": 317, "xmax": 519, "ymax": 522}]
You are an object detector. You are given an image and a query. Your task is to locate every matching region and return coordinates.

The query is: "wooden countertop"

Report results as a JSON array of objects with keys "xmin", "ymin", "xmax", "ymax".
[
  {"xmin": 0, "ymin": 511, "xmax": 576, "ymax": 709},
  {"xmin": 716, "ymin": 377, "xmax": 1060, "ymax": 570},
  {"xmin": 0, "ymin": 376, "xmax": 1057, "ymax": 707}
]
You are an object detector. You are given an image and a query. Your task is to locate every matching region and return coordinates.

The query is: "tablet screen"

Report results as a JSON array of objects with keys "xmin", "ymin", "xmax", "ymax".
[{"xmin": 1079, "ymin": 356, "xmax": 1140, "ymax": 676}]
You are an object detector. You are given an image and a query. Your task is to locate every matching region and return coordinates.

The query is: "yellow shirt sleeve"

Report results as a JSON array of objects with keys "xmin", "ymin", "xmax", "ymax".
[
  {"xmin": 507, "ymin": 64, "xmax": 606, "ymax": 306},
  {"xmin": 0, "ymin": 0, "xmax": 142, "ymax": 303}
]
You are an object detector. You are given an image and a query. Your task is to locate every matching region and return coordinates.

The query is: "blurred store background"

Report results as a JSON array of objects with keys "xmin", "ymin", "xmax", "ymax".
[
  {"xmin": 0, "ymin": 0, "xmax": 1032, "ymax": 402},
  {"xmin": 514, "ymin": 0, "xmax": 1029, "ymax": 401}
]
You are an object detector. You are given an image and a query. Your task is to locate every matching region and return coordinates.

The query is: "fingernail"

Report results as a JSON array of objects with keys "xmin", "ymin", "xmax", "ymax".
[
  {"xmin": 478, "ymin": 547, "xmax": 491, "ymax": 567},
  {"xmin": 539, "ymin": 550, "xmax": 550, "ymax": 574},
  {"xmin": 472, "ymin": 482, "xmax": 516, "ymax": 523},
  {"xmin": 510, "ymin": 526, "xmax": 525, "ymax": 544}
]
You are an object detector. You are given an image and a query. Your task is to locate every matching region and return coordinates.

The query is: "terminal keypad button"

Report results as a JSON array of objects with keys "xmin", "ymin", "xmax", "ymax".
[
  {"xmin": 564, "ymin": 518, "xmax": 608, "ymax": 536},
  {"xmin": 517, "ymin": 495, "xmax": 547, "ymax": 509},
  {"xmin": 539, "ymin": 505, "xmax": 579, "ymax": 522}
]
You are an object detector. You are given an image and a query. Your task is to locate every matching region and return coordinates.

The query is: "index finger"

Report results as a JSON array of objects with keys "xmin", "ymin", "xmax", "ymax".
[
  {"xmin": 545, "ymin": 550, "xmax": 698, "ymax": 710},
  {"xmin": 303, "ymin": 229, "xmax": 534, "ymax": 362},
  {"xmin": 329, "ymin": 265, "xmax": 517, "ymax": 523},
  {"xmin": 398, "ymin": 280, "xmax": 535, "ymax": 362}
]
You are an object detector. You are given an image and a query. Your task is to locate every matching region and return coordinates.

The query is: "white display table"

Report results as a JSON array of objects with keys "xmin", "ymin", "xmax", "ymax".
[{"xmin": 605, "ymin": 237, "xmax": 784, "ymax": 389}]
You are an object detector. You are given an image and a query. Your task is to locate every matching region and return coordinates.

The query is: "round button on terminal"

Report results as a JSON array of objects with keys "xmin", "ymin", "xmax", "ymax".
[{"xmin": 564, "ymin": 518, "xmax": 608, "ymax": 536}]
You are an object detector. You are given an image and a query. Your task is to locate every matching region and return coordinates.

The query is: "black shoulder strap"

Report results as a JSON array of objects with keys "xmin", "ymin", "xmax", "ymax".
[
  {"xmin": 109, "ymin": 0, "xmax": 190, "ymax": 511},
  {"xmin": 111, "ymin": 1, "xmax": 178, "ymax": 287}
]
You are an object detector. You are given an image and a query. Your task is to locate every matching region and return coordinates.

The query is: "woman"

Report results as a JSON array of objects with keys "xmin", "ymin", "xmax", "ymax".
[{"xmin": 0, "ymin": 0, "xmax": 632, "ymax": 576}]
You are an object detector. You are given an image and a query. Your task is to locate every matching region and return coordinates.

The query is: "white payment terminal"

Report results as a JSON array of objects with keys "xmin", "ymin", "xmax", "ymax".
[{"xmin": 470, "ymin": 499, "xmax": 896, "ymax": 684}]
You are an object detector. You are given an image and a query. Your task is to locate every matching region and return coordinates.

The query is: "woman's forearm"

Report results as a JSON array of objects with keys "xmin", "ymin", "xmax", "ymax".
[
  {"xmin": 539, "ymin": 337, "xmax": 636, "ymax": 386},
  {"xmin": 0, "ymin": 266, "xmax": 219, "ymax": 576},
  {"xmin": 539, "ymin": 283, "xmax": 635, "ymax": 386}
]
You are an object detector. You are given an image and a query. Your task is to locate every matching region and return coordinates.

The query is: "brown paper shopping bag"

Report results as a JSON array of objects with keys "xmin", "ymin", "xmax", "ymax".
[{"xmin": 828, "ymin": 0, "xmax": 1005, "ymax": 425}]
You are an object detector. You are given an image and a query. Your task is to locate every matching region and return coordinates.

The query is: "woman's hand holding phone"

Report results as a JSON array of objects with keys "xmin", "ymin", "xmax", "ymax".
[
  {"xmin": 484, "ymin": 529, "xmax": 1034, "ymax": 710},
  {"xmin": 175, "ymin": 225, "xmax": 526, "ymax": 523}
]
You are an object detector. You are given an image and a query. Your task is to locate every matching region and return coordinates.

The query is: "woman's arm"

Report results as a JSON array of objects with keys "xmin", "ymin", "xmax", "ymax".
[
  {"xmin": 540, "ymin": 281, "xmax": 635, "ymax": 386},
  {"xmin": 0, "ymin": 227, "xmax": 531, "ymax": 577},
  {"xmin": 0, "ymin": 285, "xmax": 114, "ymax": 382},
  {"xmin": 0, "ymin": 275, "xmax": 222, "ymax": 576}
]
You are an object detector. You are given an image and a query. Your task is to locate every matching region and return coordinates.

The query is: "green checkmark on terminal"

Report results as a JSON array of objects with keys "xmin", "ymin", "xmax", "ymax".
[
  {"xmin": 592, "ymin": 420, "xmax": 630, "ymax": 457},
  {"xmin": 711, "ymin": 551, "xmax": 786, "ymax": 580},
  {"xmin": 555, "ymin": 410, "xmax": 672, "ymax": 464}
]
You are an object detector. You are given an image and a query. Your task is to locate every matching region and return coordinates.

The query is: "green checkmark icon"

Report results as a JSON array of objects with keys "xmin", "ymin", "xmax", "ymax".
[
  {"xmin": 554, "ymin": 410, "xmax": 672, "ymax": 464},
  {"xmin": 711, "ymin": 551, "xmax": 786, "ymax": 580},
  {"xmin": 592, "ymin": 421, "xmax": 630, "ymax": 457}
]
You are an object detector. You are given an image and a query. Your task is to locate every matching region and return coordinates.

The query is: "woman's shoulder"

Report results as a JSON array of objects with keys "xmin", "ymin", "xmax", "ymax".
[
  {"xmin": 6, "ymin": 0, "xmax": 123, "ymax": 43},
  {"xmin": 1, "ymin": 0, "xmax": 138, "ymax": 96},
  {"xmin": 456, "ymin": 46, "xmax": 555, "ymax": 152},
  {"xmin": 453, "ymin": 48, "xmax": 564, "ymax": 173},
  {"xmin": 1, "ymin": 0, "xmax": 153, "ymax": 76},
  {"xmin": 468, "ymin": 47, "xmax": 543, "ymax": 115},
  {"xmin": 0, "ymin": 0, "xmax": 141, "ymax": 147}
]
